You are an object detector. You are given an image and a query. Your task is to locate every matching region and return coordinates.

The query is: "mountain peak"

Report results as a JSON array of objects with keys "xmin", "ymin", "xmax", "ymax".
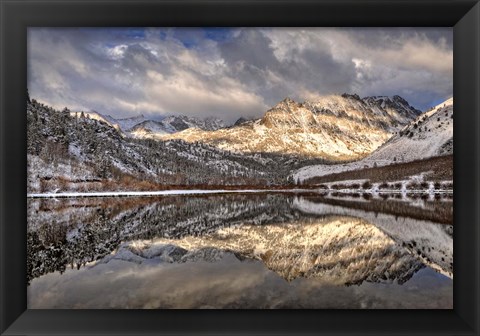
[
  {"xmin": 282, "ymin": 97, "xmax": 295, "ymax": 103},
  {"xmin": 270, "ymin": 97, "xmax": 300, "ymax": 112},
  {"xmin": 362, "ymin": 95, "xmax": 422, "ymax": 118},
  {"xmin": 391, "ymin": 95, "xmax": 408, "ymax": 104},
  {"xmin": 341, "ymin": 93, "xmax": 361, "ymax": 100}
]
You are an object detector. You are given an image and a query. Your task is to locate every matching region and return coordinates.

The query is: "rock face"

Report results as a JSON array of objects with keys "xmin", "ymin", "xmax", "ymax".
[
  {"xmin": 360, "ymin": 95, "xmax": 422, "ymax": 124},
  {"xmin": 157, "ymin": 94, "xmax": 421, "ymax": 160}
]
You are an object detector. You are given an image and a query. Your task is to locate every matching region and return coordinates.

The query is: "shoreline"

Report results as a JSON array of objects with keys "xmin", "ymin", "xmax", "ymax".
[
  {"xmin": 27, "ymin": 189, "xmax": 313, "ymax": 198},
  {"xmin": 27, "ymin": 188, "xmax": 453, "ymax": 198}
]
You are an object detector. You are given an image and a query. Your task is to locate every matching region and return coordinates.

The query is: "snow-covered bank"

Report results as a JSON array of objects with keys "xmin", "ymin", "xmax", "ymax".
[
  {"xmin": 27, "ymin": 189, "xmax": 315, "ymax": 198},
  {"xmin": 27, "ymin": 185, "xmax": 453, "ymax": 199}
]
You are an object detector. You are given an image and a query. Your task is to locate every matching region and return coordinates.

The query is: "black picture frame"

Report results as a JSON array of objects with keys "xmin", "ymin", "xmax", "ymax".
[{"xmin": 1, "ymin": 0, "xmax": 479, "ymax": 335}]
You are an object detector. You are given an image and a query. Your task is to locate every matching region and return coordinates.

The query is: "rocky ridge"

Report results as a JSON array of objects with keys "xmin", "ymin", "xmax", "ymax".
[{"xmin": 156, "ymin": 94, "xmax": 421, "ymax": 160}]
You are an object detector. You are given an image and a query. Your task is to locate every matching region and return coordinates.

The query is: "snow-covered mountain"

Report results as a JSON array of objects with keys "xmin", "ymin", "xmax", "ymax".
[
  {"xmin": 129, "ymin": 115, "xmax": 226, "ymax": 138},
  {"xmin": 361, "ymin": 95, "xmax": 422, "ymax": 124},
  {"xmin": 159, "ymin": 115, "xmax": 226, "ymax": 132},
  {"xmin": 157, "ymin": 94, "xmax": 421, "ymax": 160},
  {"xmin": 70, "ymin": 111, "xmax": 149, "ymax": 132},
  {"xmin": 112, "ymin": 114, "xmax": 147, "ymax": 131},
  {"xmin": 128, "ymin": 120, "xmax": 171, "ymax": 137},
  {"xmin": 28, "ymin": 99, "xmax": 325, "ymax": 191},
  {"xmin": 293, "ymin": 98, "xmax": 453, "ymax": 182},
  {"xmin": 68, "ymin": 93, "xmax": 420, "ymax": 161},
  {"xmin": 29, "ymin": 93, "xmax": 439, "ymax": 189},
  {"xmin": 70, "ymin": 110, "xmax": 226, "ymax": 137}
]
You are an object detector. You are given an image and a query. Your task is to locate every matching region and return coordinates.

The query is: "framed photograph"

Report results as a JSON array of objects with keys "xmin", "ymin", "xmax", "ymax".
[{"xmin": 1, "ymin": 0, "xmax": 479, "ymax": 335}]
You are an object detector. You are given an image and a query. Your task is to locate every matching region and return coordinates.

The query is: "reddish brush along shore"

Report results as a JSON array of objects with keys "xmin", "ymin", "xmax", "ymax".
[{"xmin": 304, "ymin": 155, "xmax": 452, "ymax": 185}]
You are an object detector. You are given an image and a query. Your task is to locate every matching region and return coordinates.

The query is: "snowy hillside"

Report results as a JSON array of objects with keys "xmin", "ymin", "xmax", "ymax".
[
  {"xmin": 293, "ymin": 98, "xmax": 453, "ymax": 181},
  {"xmin": 28, "ymin": 98, "xmax": 327, "ymax": 192},
  {"xmin": 70, "ymin": 111, "xmax": 148, "ymax": 133},
  {"xmin": 70, "ymin": 111, "xmax": 121, "ymax": 131},
  {"xmin": 157, "ymin": 94, "xmax": 421, "ymax": 160},
  {"xmin": 368, "ymin": 97, "xmax": 453, "ymax": 161}
]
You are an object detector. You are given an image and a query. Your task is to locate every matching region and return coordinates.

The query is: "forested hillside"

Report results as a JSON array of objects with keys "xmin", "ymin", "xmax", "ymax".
[{"xmin": 27, "ymin": 98, "xmax": 325, "ymax": 192}]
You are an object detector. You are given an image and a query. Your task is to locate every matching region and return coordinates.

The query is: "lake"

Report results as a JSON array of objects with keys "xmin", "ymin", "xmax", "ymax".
[{"xmin": 27, "ymin": 192, "xmax": 453, "ymax": 309}]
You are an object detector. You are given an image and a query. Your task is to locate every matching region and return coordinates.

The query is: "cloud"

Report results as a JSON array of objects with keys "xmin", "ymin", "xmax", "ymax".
[{"xmin": 28, "ymin": 27, "xmax": 452, "ymax": 123}]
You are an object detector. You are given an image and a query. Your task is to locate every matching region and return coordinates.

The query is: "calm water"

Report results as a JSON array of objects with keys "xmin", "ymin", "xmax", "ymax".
[{"xmin": 27, "ymin": 192, "xmax": 453, "ymax": 309}]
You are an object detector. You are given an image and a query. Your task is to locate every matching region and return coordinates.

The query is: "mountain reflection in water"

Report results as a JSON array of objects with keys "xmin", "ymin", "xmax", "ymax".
[{"xmin": 27, "ymin": 193, "xmax": 453, "ymax": 309}]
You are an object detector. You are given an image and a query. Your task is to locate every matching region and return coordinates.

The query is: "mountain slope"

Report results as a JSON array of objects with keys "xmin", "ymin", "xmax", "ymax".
[
  {"xmin": 28, "ymin": 99, "xmax": 327, "ymax": 192},
  {"xmin": 368, "ymin": 97, "xmax": 453, "ymax": 162},
  {"xmin": 156, "ymin": 94, "xmax": 421, "ymax": 160},
  {"xmin": 70, "ymin": 111, "xmax": 122, "ymax": 131},
  {"xmin": 293, "ymin": 98, "xmax": 453, "ymax": 181},
  {"xmin": 129, "ymin": 120, "xmax": 172, "ymax": 137}
]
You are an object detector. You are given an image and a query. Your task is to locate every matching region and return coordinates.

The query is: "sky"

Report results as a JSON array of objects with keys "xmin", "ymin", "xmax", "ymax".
[{"xmin": 28, "ymin": 27, "xmax": 453, "ymax": 124}]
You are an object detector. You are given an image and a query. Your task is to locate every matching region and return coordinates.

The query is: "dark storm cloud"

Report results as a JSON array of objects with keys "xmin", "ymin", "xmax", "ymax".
[
  {"xmin": 28, "ymin": 27, "xmax": 452, "ymax": 123},
  {"xmin": 217, "ymin": 29, "xmax": 358, "ymax": 105},
  {"xmin": 337, "ymin": 27, "xmax": 452, "ymax": 50}
]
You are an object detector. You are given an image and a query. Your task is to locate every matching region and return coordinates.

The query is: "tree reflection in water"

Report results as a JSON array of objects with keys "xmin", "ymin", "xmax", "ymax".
[{"xmin": 27, "ymin": 193, "xmax": 453, "ymax": 309}]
